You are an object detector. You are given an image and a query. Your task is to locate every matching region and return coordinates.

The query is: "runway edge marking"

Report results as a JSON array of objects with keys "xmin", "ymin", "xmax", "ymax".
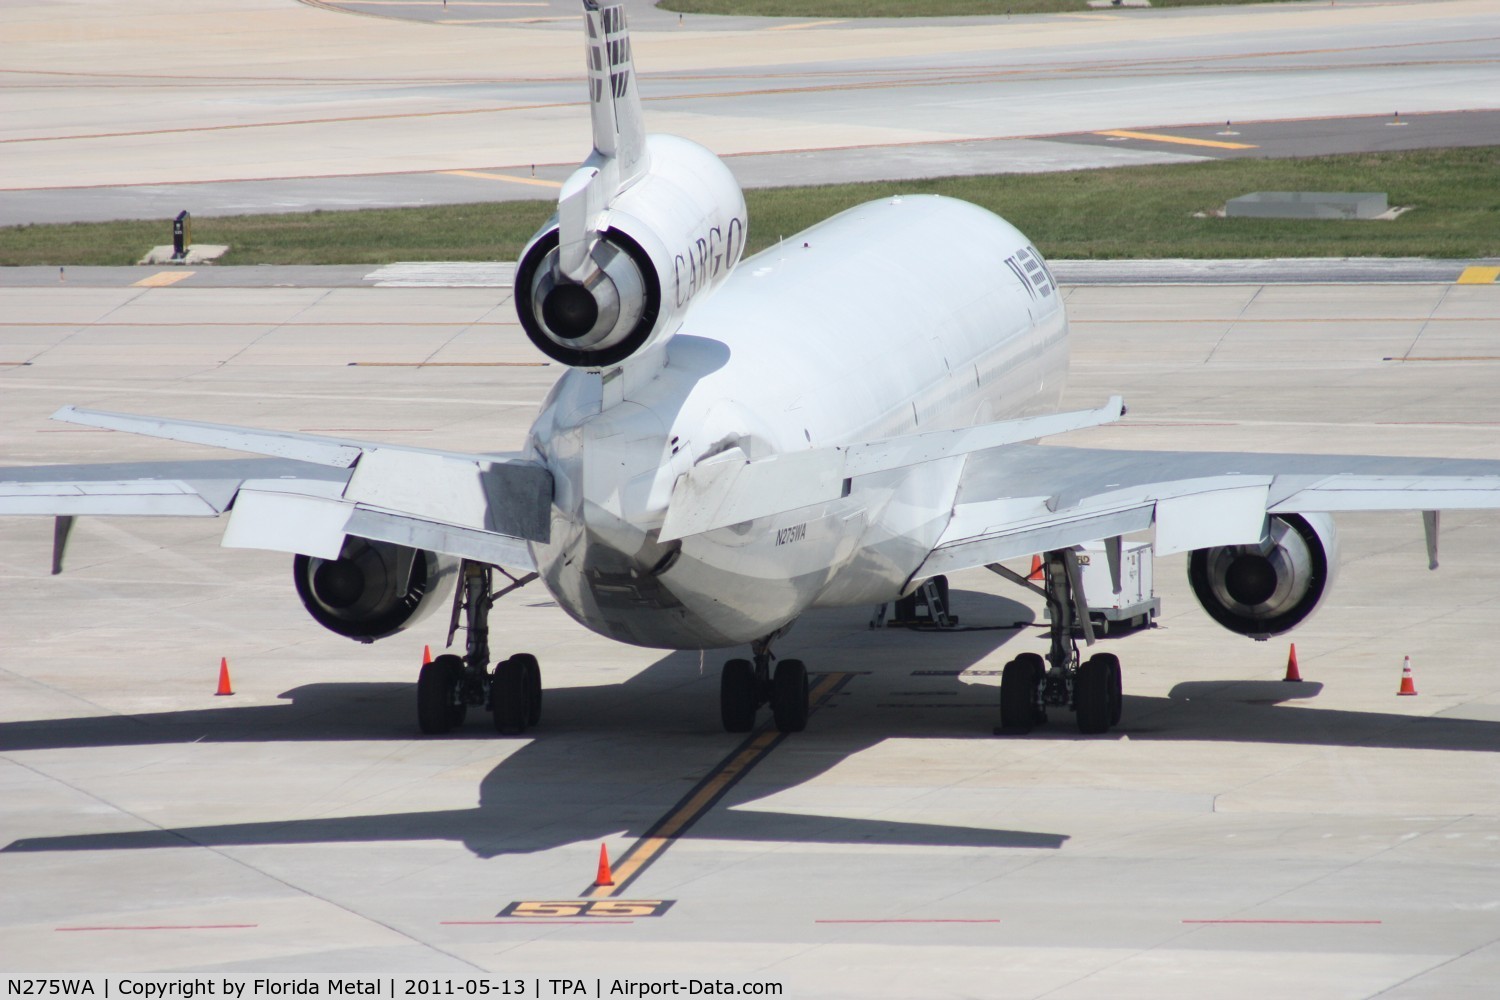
[{"xmin": 580, "ymin": 671, "xmax": 857, "ymax": 900}]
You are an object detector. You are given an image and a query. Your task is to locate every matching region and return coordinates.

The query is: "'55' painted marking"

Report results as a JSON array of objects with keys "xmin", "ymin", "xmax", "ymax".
[{"xmin": 497, "ymin": 900, "xmax": 674, "ymax": 918}]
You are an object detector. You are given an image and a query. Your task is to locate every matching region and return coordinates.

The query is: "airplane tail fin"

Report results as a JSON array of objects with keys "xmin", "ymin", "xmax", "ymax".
[
  {"xmin": 514, "ymin": 1, "xmax": 746, "ymax": 367},
  {"xmin": 584, "ymin": 0, "xmax": 647, "ymax": 187},
  {"xmin": 558, "ymin": 0, "xmax": 648, "ymax": 280}
]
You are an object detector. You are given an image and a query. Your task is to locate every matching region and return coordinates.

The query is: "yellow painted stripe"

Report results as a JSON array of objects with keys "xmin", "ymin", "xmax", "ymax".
[
  {"xmin": 1096, "ymin": 129, "xmax": 1258, "ymax": 150},
  {"xmin": 768, "ymin": 19, "xmax": 847, "ymax": 31},
  {"xmin": 586, "ymin": 730, "xmax": 780, "ymax": 898},
  {"xmin": 340, "ymin": 1, "xmax": 547, "ymax": 6},
  {"xmin": 586, "ymin": 672, "xmax": 850, "ymax": 899},
  {"xmin": 443, "ymin": 169, "xmax": 562, "ymax": 189},
  {"xmin": 133, "ymin": 270, "xmax": 195, "ymax": 287},
  {"xmin": 1457, "ymin": 266, "xmax": 1500, "ymax": 285}
]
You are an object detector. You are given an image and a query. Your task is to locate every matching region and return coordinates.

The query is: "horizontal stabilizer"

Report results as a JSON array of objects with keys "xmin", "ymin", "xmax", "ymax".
[{"xmin": 660, "ymin": 397, "xmax": 1124, "ymax": 541}]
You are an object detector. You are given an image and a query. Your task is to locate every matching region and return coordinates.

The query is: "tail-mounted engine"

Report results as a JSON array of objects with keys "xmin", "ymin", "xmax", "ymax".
[
  {"xmin": 516, "ymin": 135, "xmax": 746, "ymax": 368},
  {"xmin": 294, "ymin": 538, "xmax": 457, "ymax": 642},
  {"xmin": 1187, "ymin": 512, "xmax": 1339, "ymax": 638}
]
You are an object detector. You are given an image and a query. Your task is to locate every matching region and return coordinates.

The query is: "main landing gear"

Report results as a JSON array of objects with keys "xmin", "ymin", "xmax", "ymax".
[
  {"xmin": 417, "ymin": 561, "xmax": 540, "ymax": 736},
  {"xmin": 720, "ymin": 632, "xmax": 810, "ymax": 734},
  {"xmin": 990, "ymin": 549, "xmax": 1124, "ymax": 736}
]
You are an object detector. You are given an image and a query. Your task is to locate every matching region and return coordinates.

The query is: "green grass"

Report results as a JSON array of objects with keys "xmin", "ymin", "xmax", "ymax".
[
  {"xmin": 2, "ymin": 148, "xmax": 1495, "ymax": 267},
  {"xmin": 659, "ymin": 0, "xmax": 1297, "ymax": 18}
]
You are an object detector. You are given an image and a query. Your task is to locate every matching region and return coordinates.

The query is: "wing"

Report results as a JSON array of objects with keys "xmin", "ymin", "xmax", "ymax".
[
  {"xmin": 660, "ymin": 397, "xmax": 1126, "ymax": 541},
  {"xmin": 918, "ymin": 442, "xmax": 1500, "ymax": 578},
  {"xmin": 0, "ymin": 407, "xmax": 553, "ymax": 572}
]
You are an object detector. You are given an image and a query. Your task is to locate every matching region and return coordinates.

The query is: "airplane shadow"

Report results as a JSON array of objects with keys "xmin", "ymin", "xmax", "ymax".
[{"xmin": 6, "ymin": 590, "xmax": 1499, "ymax": 861}]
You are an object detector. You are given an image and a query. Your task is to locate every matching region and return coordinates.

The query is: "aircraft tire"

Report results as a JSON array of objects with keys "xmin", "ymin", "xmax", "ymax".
[
  {"xmin": 417, "ymin": 654, "xmax": 466, "ymax": 734},
  {"xmin": 1100, "ymin": 652, "xmax": 1123, "ymax": 727},
  {"xmin": 999, "ymin": 656, "xmax": 1038, "ymax": 734},
  {"xmin": 772, "ymin": 658, "xmax": 809, "ymax": 733},
  {"xmin": 1075, "ymin": 655, "xmax": 1112, "ymax": 735},
  {"xmin": 514, "ymin": 652, "xmax": 543, "ymax": 727},
  {"xmin": 721, "ymin": 658, "xmax": 756, "ymax": 733},
  {"xmin": 491, "ymin": 656, "xmax": 528, "ymax": 735}
]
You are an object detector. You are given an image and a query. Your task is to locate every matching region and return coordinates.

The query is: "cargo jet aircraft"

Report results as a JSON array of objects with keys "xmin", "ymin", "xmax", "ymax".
[{"xmin": 7, "ymin": 0, "xmax": 1500, "ymax": 739}]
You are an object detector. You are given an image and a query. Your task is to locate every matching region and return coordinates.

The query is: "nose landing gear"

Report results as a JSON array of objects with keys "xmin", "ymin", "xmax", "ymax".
[{"xmin": 720, "ymin": 631, "xmax": 809, "ymax": 734}]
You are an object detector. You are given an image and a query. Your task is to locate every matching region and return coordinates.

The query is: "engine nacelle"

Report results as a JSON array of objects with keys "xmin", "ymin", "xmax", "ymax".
[
  {"xmin": 1187, "ymin": 512, "xmax": 1339, "ymax": 638},
  {"xmin": 516, "ymin": 134, "xmax": 747, "ymax": 367},
  {"xmin": 294, "ymin": 538, "xmax": 457, "ymax": 642}
]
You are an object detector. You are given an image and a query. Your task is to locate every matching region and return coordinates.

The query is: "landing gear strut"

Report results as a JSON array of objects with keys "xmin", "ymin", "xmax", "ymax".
[
  {"xmin": 990, "ymin": 548, "xmax": 1124, "ymax": 736},
  {"xmin": 720, "ymin": 631, "xmax": 809, "ymax": 734},
  {"xmin": 417, "ymin": 561, "xmax": 539, "ymax": 736}
]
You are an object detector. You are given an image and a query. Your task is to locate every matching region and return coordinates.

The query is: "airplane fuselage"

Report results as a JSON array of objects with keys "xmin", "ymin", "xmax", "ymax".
[{"xmin": 527, "ymin": 195, "xmax": 1069, "ymax": 648}]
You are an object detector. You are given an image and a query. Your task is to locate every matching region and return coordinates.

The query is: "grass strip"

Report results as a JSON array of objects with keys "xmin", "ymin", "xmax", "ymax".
[{"xmin": 2, "ymin": 147, "xmax": 1495, "ymax": 267}]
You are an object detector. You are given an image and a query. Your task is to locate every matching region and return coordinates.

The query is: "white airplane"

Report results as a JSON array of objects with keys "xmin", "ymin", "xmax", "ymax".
[{"xmin": 6, "ymin": 0, "xmax": 1500, "ymax": 740}]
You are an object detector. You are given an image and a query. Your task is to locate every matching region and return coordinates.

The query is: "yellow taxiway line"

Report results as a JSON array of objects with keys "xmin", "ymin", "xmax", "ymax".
[
  {"xmin": 132, "ymin": 271, "xmax": 195, "ymax": 287},
  {"xmin": 585, "ymin": 671, "xmax": 855, "ymax": 899},
  {"xmin": 768, "ymin": 20, "xmax": 848, "ymax": 31},
  {"xmin": 443, "ymin": 169, "xmax": 563, "ymax": 189},
  {"xmin": 1095, "ymin": 129, "xmax": 1258, "ymax": 150}
]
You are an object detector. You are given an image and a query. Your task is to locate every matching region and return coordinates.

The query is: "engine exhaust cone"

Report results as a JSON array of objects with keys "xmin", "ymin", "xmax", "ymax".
[{"xmin": 541, "ymin": 284, "xmax": 599, "ymax": 340}]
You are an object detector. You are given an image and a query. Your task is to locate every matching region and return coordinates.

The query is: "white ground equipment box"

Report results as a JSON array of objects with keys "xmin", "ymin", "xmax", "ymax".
[{"xmin": 1047, "ymin": 541, "xmax": 1159, "ymax": 634}]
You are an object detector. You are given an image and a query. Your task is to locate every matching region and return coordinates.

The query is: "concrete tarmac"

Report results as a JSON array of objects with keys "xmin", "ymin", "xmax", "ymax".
[
  {"xmin": 3, "ymin": 0, "xmax": 1497, "ymax": 224},
  {"xmin": 3, "ymin": 268, "xmax": 1500, "ymax": 995}
]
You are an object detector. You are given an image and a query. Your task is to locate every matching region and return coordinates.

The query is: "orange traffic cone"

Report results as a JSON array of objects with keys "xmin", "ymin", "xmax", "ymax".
[
  {"xmin": 1027, "ymin": 555, "xmax": 1043, "ymax": 581},
  {"xmin": 594, "ymin": 844, "xmax": 615, "ymax": 887},
  {"xmin": 1397, "ymin": 656, "xmax": 1418, "ymax": 696},
  {"xmin": 215, "ymin": 657, "xmax": 234, "ymax": 696},
  {"xmin": 422, "ymin": 644, "xmax": 433, "ymax": 665},
  {"xmin": 1283, "ymin": 643, "xmax": 1302, "ymax": 682}
]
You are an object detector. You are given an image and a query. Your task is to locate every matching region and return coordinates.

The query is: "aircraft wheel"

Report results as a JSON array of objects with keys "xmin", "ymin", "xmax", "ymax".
[
  {"xmin": 491, "ymin": 656, "xmax": 528, "ymax": 735},
  {"xmin": 1075, "ymin": 655, "xmax": 1112, "ymax": 735},
  {"xmin": 999, "ymin": 655, "xmax": 1040, "ymax": 734},
  {"xmin": 721, "ymin": 658, "xmax": 757, "ymax": 733},
  {"xmin": 771, "ymin": 658, "xmax": 810, "ymax": 733},
  {"xmin": 417, "ymin": 654, "xmax": 466, "ymax": 734},
  {"xmin": 1013, "ymin": 652, "xmax": 1047, "ymax": 723},
  {"xmin": 513, "ymin": 652, "xmax": 543, "ymax": 727},
  {"xmin": 1098, "ymin": 652, "xmax": 1123, "ymax": 727}
]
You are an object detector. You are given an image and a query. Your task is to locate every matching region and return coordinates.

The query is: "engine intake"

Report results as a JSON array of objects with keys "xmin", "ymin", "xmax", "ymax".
[
  {"xmin": 1187, "ymin": 512, "xmax": 1338, "ymax": 638},
  {"xmin": 294, "ymin": 538, "xmax": 457, "ymax": 642}
]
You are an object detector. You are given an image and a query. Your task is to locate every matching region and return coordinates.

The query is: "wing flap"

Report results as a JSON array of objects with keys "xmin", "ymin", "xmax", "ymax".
[
  {"xmin": 343, "ymin": 448, "xmax": 552, "ymax": 543},
  {"xmin": 220, "ymin": 480, "xmax": 352, "ymax": 559},
  {"xmin": 0, "ymin": 480, "xmax": 221, "ymax": 517},
  {"xmin": 1271, "ymin": 475, "xmax": 1500, "ymax": 513},
  {"xmin": 345, "ymin": 509, "xmax": 535, "ymax": 571},
  {"xmin": 921, "ymin": 505, "xmax": 1154, "ymax": 577}
]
